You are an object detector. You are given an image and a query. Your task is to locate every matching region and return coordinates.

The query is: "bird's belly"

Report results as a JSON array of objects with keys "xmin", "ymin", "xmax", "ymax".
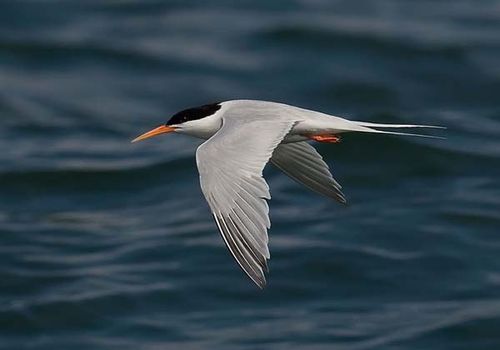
[
  {"xmin": 286, "ymin": 119, "xmax": 345, "ymax": 142},
  {"xmin": 282, "ymin": 134, "xmax": 309, "ymax": 143},
  {"xmin": 283, "ymin": 122, "xmax": 320, "ymax": 143},
  {"xmin": 282, "ymin": 121, "xmax": 332, "ymax": 143}
]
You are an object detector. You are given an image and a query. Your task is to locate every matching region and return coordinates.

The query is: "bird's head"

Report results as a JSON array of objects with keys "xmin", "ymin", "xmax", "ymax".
[{"xmin": 132, "ymin": 102, "xmax": 222, "ymax": 142}]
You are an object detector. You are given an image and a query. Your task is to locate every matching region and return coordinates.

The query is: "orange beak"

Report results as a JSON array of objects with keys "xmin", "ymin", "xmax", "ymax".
[{"xmin": 131, "ymin": 125, "xmax": 176, "ymax": 143}]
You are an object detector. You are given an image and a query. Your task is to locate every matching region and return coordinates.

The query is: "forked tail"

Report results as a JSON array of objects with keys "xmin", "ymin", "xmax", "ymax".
[{"xmin": 350, "ymin": 120, "xmax": 446, "ymax": 139}]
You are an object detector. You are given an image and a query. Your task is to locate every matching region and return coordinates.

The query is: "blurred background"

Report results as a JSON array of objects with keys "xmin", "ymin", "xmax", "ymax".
[{"xmin": 1, "ymin": 1, "xmax": 500, "ymax": 349}]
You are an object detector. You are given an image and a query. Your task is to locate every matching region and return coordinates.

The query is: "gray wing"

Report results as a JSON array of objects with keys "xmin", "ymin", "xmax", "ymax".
[
  {"xmin": 271, "ymin": 142, "xmax": 347, "ymax": 204},
  {"xmin": 196, "ymin": 116, "xmax": 296, "ymax": 288}
]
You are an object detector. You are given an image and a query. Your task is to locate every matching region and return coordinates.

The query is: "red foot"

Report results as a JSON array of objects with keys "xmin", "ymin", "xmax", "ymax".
[{"xmin": 309, "ymin": 134, "xmax": 341, "ymax": 143}]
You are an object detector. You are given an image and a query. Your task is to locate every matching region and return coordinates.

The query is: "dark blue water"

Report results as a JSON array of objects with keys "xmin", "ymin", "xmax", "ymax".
[{"xmin": 1, "ymin": 1, "xmax": 500, "ymax": 349}]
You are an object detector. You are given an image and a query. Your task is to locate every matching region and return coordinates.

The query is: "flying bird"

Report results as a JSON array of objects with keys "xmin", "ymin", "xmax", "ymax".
[{"xmin": 132, "ymin": 100, "xmax": 442, "ymax": 288}]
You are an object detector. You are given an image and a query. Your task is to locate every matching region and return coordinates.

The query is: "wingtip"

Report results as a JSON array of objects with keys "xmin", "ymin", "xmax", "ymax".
[
  {"xmin": 251, "ymin": 264, "xmax": 268, "ymax": 289},
  {"xmin": 249, "ymin": 262, "xmax": 268, "ymax": 289},
  {"xmin": 254, "ymin": 278, "xmax": 267, "ymax": 290}
]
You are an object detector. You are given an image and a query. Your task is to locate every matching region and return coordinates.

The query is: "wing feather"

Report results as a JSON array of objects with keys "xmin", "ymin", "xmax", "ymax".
[
  {"xmin": 271, "ymin": 142, "xmax": 347, "ymax": 204},
  {"xmin": 196, "ymin": 116, "xmax": 296, "ymax": 288}
]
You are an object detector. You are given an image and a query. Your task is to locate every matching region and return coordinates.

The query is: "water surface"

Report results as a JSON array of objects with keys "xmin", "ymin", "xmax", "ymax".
[{"xmin": 1, "ymin": 1, "xmax": 500, "ymax": 349}]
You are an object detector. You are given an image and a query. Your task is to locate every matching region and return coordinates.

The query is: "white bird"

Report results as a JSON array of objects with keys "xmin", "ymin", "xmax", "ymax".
[{"xmin": 132, "ymin": 100, "xmax": 442, "ymax": 288}]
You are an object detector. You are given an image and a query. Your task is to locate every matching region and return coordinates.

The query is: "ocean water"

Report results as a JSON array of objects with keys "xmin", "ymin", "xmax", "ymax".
[{"xmin": 1, "ymin": 1, "xmax": 500, "ymax": 349}]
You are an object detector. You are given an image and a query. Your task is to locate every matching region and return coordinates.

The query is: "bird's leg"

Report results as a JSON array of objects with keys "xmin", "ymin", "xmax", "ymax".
[{"xmin": 309, "ymin": 134, "xmax": 341, "ymax": 143}]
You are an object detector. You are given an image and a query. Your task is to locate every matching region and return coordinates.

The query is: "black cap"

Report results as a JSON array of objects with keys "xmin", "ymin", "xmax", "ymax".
[{"xmin": 167, "ymin": 102, "xmax": 221, "ymax": 125}]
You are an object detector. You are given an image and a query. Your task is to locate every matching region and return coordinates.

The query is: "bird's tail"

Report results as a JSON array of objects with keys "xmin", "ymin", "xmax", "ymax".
[{"xmin": 348, "ymin": 121, "xmax": 446, "ymax": 139}]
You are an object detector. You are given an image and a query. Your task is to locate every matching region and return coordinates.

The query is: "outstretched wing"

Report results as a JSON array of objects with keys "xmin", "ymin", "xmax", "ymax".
[
  {"xmin": 271, "ymin": 142, "xmax": 347, "ymax": 204},
  {"xmin": 196, "ymin": 116, "xmax": 296, "ymax": 288}
]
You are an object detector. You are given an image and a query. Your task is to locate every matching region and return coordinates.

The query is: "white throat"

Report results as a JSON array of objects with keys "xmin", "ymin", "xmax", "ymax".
[{"xmin": 174, "ymin": 108, "xmax": 224, "ymax": 140}]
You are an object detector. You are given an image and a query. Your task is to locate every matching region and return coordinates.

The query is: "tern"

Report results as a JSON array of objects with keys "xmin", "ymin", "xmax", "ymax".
[{"xmin": 132, "ymin": 100, "xmax": 442, "ymax": 288}]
